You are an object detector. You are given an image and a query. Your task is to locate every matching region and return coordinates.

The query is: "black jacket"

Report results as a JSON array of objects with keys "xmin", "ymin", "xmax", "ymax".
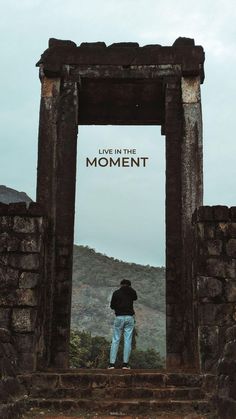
[{"xmin": 110, "ymin": 286, "xmax": 137, "ymax": 316}]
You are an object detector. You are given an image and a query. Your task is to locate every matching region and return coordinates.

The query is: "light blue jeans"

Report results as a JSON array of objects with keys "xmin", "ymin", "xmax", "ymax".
[{"xmin": 110, "ymin": 315, "xmax": 135, "ymax": 364}]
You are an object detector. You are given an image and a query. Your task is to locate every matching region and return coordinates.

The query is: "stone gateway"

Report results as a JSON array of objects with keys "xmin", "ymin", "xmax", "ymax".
[{"xmin": 0, "ymin": 38, "xmax": 235, "ymax": 418}]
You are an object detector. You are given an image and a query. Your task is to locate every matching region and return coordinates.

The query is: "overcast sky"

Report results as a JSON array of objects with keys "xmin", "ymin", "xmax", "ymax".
[{"xmin": 1, "ymin": 0, "xmax": 236, "ymax": 266}]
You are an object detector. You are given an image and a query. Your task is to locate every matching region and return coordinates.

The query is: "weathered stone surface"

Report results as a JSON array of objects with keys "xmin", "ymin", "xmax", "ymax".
[
  {"xmin": 8, "ymin": 254, "xmax": 40, "ymax": 270},
  {"xmin": 218, "ymin": 397, "xmax": 236, "ymax": 419},
  {"xmin": 0, "ymin": 211, "xmax": 45, "ymax": 375},
  {"xmin": 57, "ymin": 271, "xmax": 69, "ymax": 282},
  {"xmin": 0, "ymin": 289, "xmax": 37, "ymax": 307},
  {"xmin": 17, "ymin": 352, "xmax": 36, "ymax": 371},
  {"xmin": 14, "ymin": 334, "xmax": 35, "ymax": 353},
  {"xmin": 226, "ymin": 239, "xmax": 236, "ymax": 257},
  {"xmin": 215, "ymin": 222, "xmax": 230, "ymax": 238},
  {"xmin": 195, "ymin": 206, "xmax": 213, "ymax": 221},
  {"xmin": 223, "ymin": 340, "xmax": 236, "ymax": 358},
  {"xmin": 225, "ymin": 280, "xmax": 236, "ymax": 302},
  {"xmin": 0, "ymin": 291, "xmax": 18, "ymax": 306},
  {"xmin": 218, "ymin": 342, "xmax": 236, "ymax": 419},
  {"xmin": 0, "ymin": 216, "xmax": 12, "ymax": 231},
  {"xmin": 199, "ymin": 326, "xmax": 220, "ymax": 372},
  {"xmin": 0, "ymin": 202, "xmax": 9, "ymax": 213},
  {"xmin": 0, "ymin": 232, "xmax": 8, "ymax": 251},
  {"xmin": 230, "ymin": 207, "xmax": 236, "ymax": 221},
  {"xmin": 0, "ymin": 375, "xmax": 22, "ymax": 403},
  {"xmin": 0, "ymin": 265, "xmax": 18, "ymax": 288},
  {"xmin": 6, "ymin": 235, "xmax": 21, "ymax": 251},
  {"xmin": 206, "ymin": 258, "xmax": 236, "ymax": 279},
  {"xmin": 109, "ymin": 42, "xmax": 139, "ymax": 48},
  {"xmin": 51, "ymin": 351, "xmax": 68, "ymax": 368},
  {"xmin": 225, "ymin": 325, "xmax": 236, "ymax": 342},
  {"xmin": 49, "ymin": 38, "xmax": 77, "ymax": 48},
  {"xmin": 0, "ymin": 254, "xmax": 11, "ymax": 265},
  {"xmin": 20, "ymin": 236, "xmax": 42, "ymax": 253},
  {"xmin": 13, "ymin": 216, "xmax": 43, "ymax": 234},
  {"xmin": 197, "ymin": 222, "xmax": 205, "ymax": 240},
  {"xmin": 0, "ymin": 232, "xmax": 29, "ymax": 252},
  {"xmin": 213, "ymin": 206, "xmax": 229, "ymax": 221},
  {"xmin": 197, "ymin": 276, "xmax": 222, "ymax": 300},
  {"xmin": 201, "ymin": 373, "xmax": 217, "ymax": 393},
  {"xmin": 58, "ymin": 246, "xmax": 70, "ymax": 256},
  {"xmin": 198, "ymin": 303, "xmax": 236, "ymax": 325},
  {"xmin": 12, "ymin": 308, "xmax": 37, "ymax": 332},
  {"xmin": 173, "ymin": 37, "xmax": 195, "ymax": 47},
  {"xmin": 204, "ymin": 224, "xmax": 215, "ymax": 239},
  {"xmin": 38, "ymin": 40, "xmax": 204, "ymax": 78},
  {"xmin": 57, "ymin": 255, "xmax": 70, "ymax": 268},
  {"xmin": 0, "ymin": 308, "xmax": 10, "ymax": 327},
  {"xmin": 16, "ymin": 289, "xmax": 37, "ymax": 306},
  {"xmin": 30, "ymin": 372, "xmax": 59, "ymax": 390},
  {"xmin": 228, "ymin": 222, "xmax": 236, "ymax": 238},
  {"xmin": 218, "ymin": 359, "xmax": 236, "ymax": 375},
  {"xmin": 166, "ymin": 325, "xmax": 184, "ymax": 352},
  {"xmin": 19, "ymin": 272, "xmax": 39, "ymax": 289},
  {"xmin": 28, "ymin": 202, "xmax": 45, "ymax": 216},
  {"xmin": 8, "ymin": 202, "xmax": 28, "ymax": 214},
  {"xmin": 206, "ymin": 239, "xmax": 222, "ymax": 256},
  {"xmin": 229, "ymin": 376, "xmax": 236, "ymax": 400},
  {"xmin": 0, "ymin": 327, "xmax": 11, "ymax": 343},
  {"xmin": 181, "ymin": 76, "xmax": 200, "ymax": 103}
]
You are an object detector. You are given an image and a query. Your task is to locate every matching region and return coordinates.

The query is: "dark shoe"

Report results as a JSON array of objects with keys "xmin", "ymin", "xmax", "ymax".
[
  {"xmin": 108, "ymin": 363, "xmax": 115, "ymax": 369},
  {"xmin": 122, "ymin": 363, "xmax": 131, "ymax": 369}
]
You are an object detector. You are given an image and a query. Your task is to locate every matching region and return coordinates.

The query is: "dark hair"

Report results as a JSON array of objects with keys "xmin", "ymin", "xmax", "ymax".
[{"xmin": 120, "ymin": 279, "xmax": 131, "ymax": 286}]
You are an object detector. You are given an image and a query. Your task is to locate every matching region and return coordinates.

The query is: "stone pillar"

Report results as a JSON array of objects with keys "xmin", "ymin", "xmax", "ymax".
[
  {"xmin": 37, "ymin": 74, "xmax": 78, "ymax": 368},
  {"xmin": 165, "ymin": 75, "xmax": 203, "ymax": 369},
  {"xmin": 181, "ymin": 75, "xmax": 203, "ymax": 369}
]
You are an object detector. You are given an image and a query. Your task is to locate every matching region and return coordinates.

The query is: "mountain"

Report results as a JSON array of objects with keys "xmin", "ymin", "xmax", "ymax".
[
  {"xmin": 0, "ymin": 185, "xmax": 32, "ymax": 204},
  {"xmin": 72, "ymin": 245, "xmax": 166, "ymax": 357}
]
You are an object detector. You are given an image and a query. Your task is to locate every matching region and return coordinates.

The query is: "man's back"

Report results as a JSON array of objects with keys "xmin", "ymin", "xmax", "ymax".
[{"xmin": 110, "ymin": 286, "xmax": 137, "ymax": 316}]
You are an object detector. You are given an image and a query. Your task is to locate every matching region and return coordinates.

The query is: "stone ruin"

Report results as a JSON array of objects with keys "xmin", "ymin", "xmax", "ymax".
[{"xmin": 0, "ymin": 37, "xmax": 235, "ymax": 418}]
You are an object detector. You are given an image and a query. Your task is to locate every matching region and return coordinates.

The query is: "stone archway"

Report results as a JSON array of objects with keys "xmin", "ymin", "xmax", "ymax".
[{"xmin": 36, "ymin": 37, "xmax": 204, "ymax": 370}]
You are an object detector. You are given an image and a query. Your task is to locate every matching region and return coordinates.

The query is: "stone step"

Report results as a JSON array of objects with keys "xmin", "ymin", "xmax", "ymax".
[
  {"xmin": 26, "ymin": 397, "xmax": 211, "ymax": 415},
  {"xmin": 19, "ymin": 370, "xmax": 212, "ymax": 392},
  {"xmin": 28, "ymin": 385, "xmax": 204, "ymax": 400},
  {"xmin": 20, "ymin": 371, "xmax": 216, "ymax": 417}
]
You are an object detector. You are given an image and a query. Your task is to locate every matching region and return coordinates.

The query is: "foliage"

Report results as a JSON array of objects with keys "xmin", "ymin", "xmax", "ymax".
[
  {"xmin": 70, "ymin": 330, "xmax": 109, "ymax": 368},
  {"xmin": 69, "ymin": 329, "xmax": 164, "ymax": 369}
]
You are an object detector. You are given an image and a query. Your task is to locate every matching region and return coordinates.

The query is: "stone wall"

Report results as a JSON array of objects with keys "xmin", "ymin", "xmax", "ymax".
[
  {"xmin": 217, "ymin": 324, "xmax": 236, "ymax": 418},
  {"xmin": 0, "ymin": 328, "xmax": 25, "ymax": 418},
  {"xmin": 193, "ymin": 205, "xmax": 236, "ymax": 373},
  {"xmin": 0, "ymin": 202, "xmax": 46, "ymax": 372}
]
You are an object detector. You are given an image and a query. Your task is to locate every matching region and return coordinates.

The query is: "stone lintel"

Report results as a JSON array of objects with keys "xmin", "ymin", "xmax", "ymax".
[
  {"xmin": 68, "ymin": 64, "xmax": 182, "ymax": 81},
  {"xmin": 36, "ymin": 39, "xmax": 205, "ymax": 82}
]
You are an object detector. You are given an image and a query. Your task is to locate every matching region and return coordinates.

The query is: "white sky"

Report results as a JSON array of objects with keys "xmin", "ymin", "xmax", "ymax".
[{"xmin": 1, "ymin": 0, "xmax": 236, "ymax": 266}]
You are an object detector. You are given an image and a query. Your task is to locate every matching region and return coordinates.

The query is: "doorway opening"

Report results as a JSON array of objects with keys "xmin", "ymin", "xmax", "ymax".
[{"xmin": 70, "ymin": 125, "xmax": 166, "ymax": 369}]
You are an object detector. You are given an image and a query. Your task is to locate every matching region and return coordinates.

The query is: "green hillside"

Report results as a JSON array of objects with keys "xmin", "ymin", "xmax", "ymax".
[{"xmin": 71, "ymin": 245, "xmax": 166, "ymax": 357}]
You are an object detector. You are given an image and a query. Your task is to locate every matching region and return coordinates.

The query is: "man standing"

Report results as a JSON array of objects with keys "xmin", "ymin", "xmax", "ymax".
[{"xmin": 108, "ymin": 279, "xmax": 137, "ymax": 369}]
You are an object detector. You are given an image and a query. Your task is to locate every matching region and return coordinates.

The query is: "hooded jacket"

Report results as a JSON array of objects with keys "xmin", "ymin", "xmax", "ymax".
[{"xmin": 110, "ymin": 285, "xmax": 137, "ymax": 316}]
